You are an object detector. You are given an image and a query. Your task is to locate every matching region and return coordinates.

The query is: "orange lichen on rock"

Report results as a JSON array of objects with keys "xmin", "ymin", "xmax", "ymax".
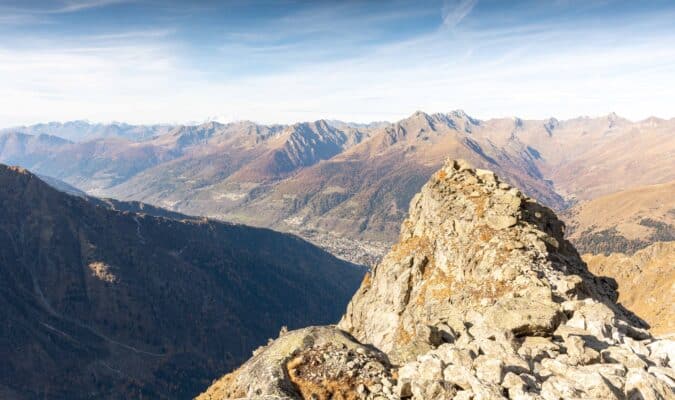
[
  {"xmin": 287, "ymin": 355, "xmax": 361, "ymax": 400},
  {"xmin": 416, "ymin": 268, "xmax": 454, "ymax": 305},
  {"xmin": 475, "ymin": 224, "xmax": 495, "ymax": 242},
  {"xmin": 195, "ymin": 370, "xmax": 245, "ymax": 400},
  {"xmin": 469, "ymin": 192, "xmax": 488, "ymax": 218},
  {"xmin": 390, "ymin": 236, "xmax": 432, "ymax": 260},
  {"xmin": 395, "ymin": 323, "xmax": 414, "ymax": 345},
  {"xmin": 286, "ymin": 342, "xmax": 393, "ymax": 400},
  {"xmin": 360, "ymin": 272, "xmax": 372, "ymax": 290}
]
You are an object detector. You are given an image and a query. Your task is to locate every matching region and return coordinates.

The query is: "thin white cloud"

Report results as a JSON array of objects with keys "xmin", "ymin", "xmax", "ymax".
[
  {"xmin": 442, "ymin": 0, "xmax": 478, "ymax": 28},
  {"xmin": 53, "ymin": 0, "xmax": 132, "ymax": 13},
  {"xmin": 0, "ymin": 0, "xmax": 132, "ymax": 26}
]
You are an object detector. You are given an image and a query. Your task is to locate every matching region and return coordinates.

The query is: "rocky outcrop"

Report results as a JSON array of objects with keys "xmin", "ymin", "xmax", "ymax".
[
  {"xmin": 198, "ymin": 160, "xmax": 675, "ymax": 400},
  {"xmin": 196, "ymin": 326, "xmax": 393, "ymax": 400},
  {"xmin": 338, "ymin": 159, "xmax": 643, "ymax": 362}
]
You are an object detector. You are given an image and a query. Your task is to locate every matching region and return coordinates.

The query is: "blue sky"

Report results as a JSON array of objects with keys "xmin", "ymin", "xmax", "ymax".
[{"xmin": 1, "ymin": 0, "xmax": 674, "ymax": 126}]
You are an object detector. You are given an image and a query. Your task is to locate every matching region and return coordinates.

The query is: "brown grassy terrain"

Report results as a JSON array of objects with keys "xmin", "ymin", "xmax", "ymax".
[
  {"xmin": 583, "ymin": 242, "xmax": 675, "ymax": 336},
  {"xmin": 563, "ymin": 181, "xmax": 675, "ymax": 254}
]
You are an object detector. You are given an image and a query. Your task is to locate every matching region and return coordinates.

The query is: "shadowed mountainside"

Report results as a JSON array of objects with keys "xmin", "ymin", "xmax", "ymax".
[{"xmin": 0, "ymin": 164, "xmax": 364, "ymax": 399}]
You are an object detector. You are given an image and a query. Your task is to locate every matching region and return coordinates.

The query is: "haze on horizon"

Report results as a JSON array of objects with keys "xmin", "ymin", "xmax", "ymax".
[{"xmin": 1, "ymin": 0, "xmax": 674, "ymax": 128}]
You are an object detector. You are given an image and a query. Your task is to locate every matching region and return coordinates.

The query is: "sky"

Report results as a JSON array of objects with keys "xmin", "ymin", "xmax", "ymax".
[{"xmin": 0, "ymin": 0, "xmax": 674, "ymax": 127}]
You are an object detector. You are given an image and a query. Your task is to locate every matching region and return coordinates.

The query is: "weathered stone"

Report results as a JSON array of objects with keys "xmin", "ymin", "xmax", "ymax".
[
  {"xmin": 367, "ymin": 382, "xmax": 383, "ymax": 394},
  {"xmin": 416, "ymin": 355, "xmax": 444, "ymax": 381},
  {"xmin": 395, "ymin": 380, "xmax": 412, "ymax": 398},
  {"xmin": 601, "ymin": 345, "xmax": 650, "ymax": 369},
  {"xmin": 435, "ymin": 344, "xmax": 474, "ymax": 368},
  {"xmin": 454, "ymin": 390, "xmax": 474, "ymax": 400},
  {"xmin": 540, "ymin": 376, "xmax": 582, "ymax": 400},
  {"xmin": 483, "ymin": 296, "xmax": 563, "ymax": 337},
  {"xmin": 339, "ymin": 160, "xmax": 603, "ymax": 361},
  {"xmin": 443, "ymin": 364, "xmax": 479, "ymax": 391},
  {"xmin": 475, "ymin": 356, "xmax": 504, "ymax": 384},
  {"xmin": 502, "ymin": 371, "xmax": 526, "ymax": 389},
  {"xmin": 487, "ymin": 215, "xmax": 518, "ymax": 230},
  {"xmin": 539, "ymin": 358, "xmax": 627, "ymax": 399},
  {"xmin": 625, "ymin": 368, "xmax": 674, "ymax": 400},
  {"xmin": 195, "ymin": 326, "xmax": 392, "ymax": 400},
  {"xmin": 647, "ymin": 339, "xmax": 675, "ymax": 368},
  {"xmin": 565, "ymin": 301, "xmax": 618, "ymax": 341},
  {"xmin": 518, "ymin": 336, "xmax": 561, "ymax": 362},
  {"xmin": 564, "ymin": 335, "xmax": 601, "ymax": 365}
]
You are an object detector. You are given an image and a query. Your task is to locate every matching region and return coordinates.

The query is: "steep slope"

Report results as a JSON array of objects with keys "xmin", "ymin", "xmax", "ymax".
[
  {"xmin": 257, "ymin": 113, "xmax": 675, "ymax": 264},
  {"xmin": 562, "ymin": 181, "xmax": 675, "ymax": 254},
  {"xmin": 583, "ymin": 242, "xmax": 675, "ymax": 337},
  {"xmin": 199, "ymin": 160, "xmax": 675, "ymax": 400},
  {"xmin": 339, "ymin": 159, "xmax": 646, "ymax": 360},
  {"xmin": 37, "ymin": 174, "xmax": 88, "ymax": 197},
  {"xmin": 228, "ymin": 120, "xmax": 367, "ymax": 182},
  {"xmin": 0, "ymin": 121, "xmax": 286, "ymax": 197},
  {"xmin": 549, "ymin": 116, "xmax": 675, "ymax": 201},
  {"xmin": 0, "ymin": 164, "xmax": 364, "ymax": 399}
]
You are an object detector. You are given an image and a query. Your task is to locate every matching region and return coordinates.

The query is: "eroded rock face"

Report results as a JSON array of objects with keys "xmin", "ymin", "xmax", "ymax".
[
  {"xmin": 339, "ymin": 159, "xmax": 638, "ymax": 363},
  {"xmin": 198, "ymin": 160, "xmax": 675, "ymax": 400}
]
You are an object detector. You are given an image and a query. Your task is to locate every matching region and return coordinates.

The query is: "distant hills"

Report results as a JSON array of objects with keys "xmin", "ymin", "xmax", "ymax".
[
  {"xmin": 2, "ymin": 111, "xmax": 674, "ymax": 264},
  {"xmin": 0, "ymin": 164, "xmax": 364, "ymax": 399},
  {"xmin": 564, "ymin": 180, "xmax": 675, "ymax": 255}
]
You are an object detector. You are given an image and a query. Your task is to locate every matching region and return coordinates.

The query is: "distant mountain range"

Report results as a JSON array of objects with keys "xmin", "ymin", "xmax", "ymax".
[
  {"xmin": 2, "ymin": 111, "xmax": 674, "ymax": 264},
  {"xmin": 0, "ymin": 164, "xmax": 364, "ymax": 399},
  {"xmin": 0, "ymin": 121, "xmax": 172, "ymax": 142}
]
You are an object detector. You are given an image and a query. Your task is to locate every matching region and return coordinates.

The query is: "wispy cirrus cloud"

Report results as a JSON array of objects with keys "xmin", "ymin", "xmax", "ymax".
[
  {"xmin": 441, "ymin": 0, "xmax": 478, "ymax": 28},
  {"xmin": 52, "ymin": 0, "xmax": 132, "ymax": 13},
  {"xmin": 0, "ymin": 0, "xmax": 132, "ymax": 26}
]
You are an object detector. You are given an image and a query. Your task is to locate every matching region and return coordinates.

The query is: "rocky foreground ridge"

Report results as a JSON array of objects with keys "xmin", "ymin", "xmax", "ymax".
[{"xmin": 198, "ymin": 160, "xmax": 675, "ymax": 400}]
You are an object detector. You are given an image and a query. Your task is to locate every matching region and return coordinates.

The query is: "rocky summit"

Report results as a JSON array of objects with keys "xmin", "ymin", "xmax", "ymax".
[{"xmin": 198, "ymin": 159, "xmax": 675, "ymax": 400}]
